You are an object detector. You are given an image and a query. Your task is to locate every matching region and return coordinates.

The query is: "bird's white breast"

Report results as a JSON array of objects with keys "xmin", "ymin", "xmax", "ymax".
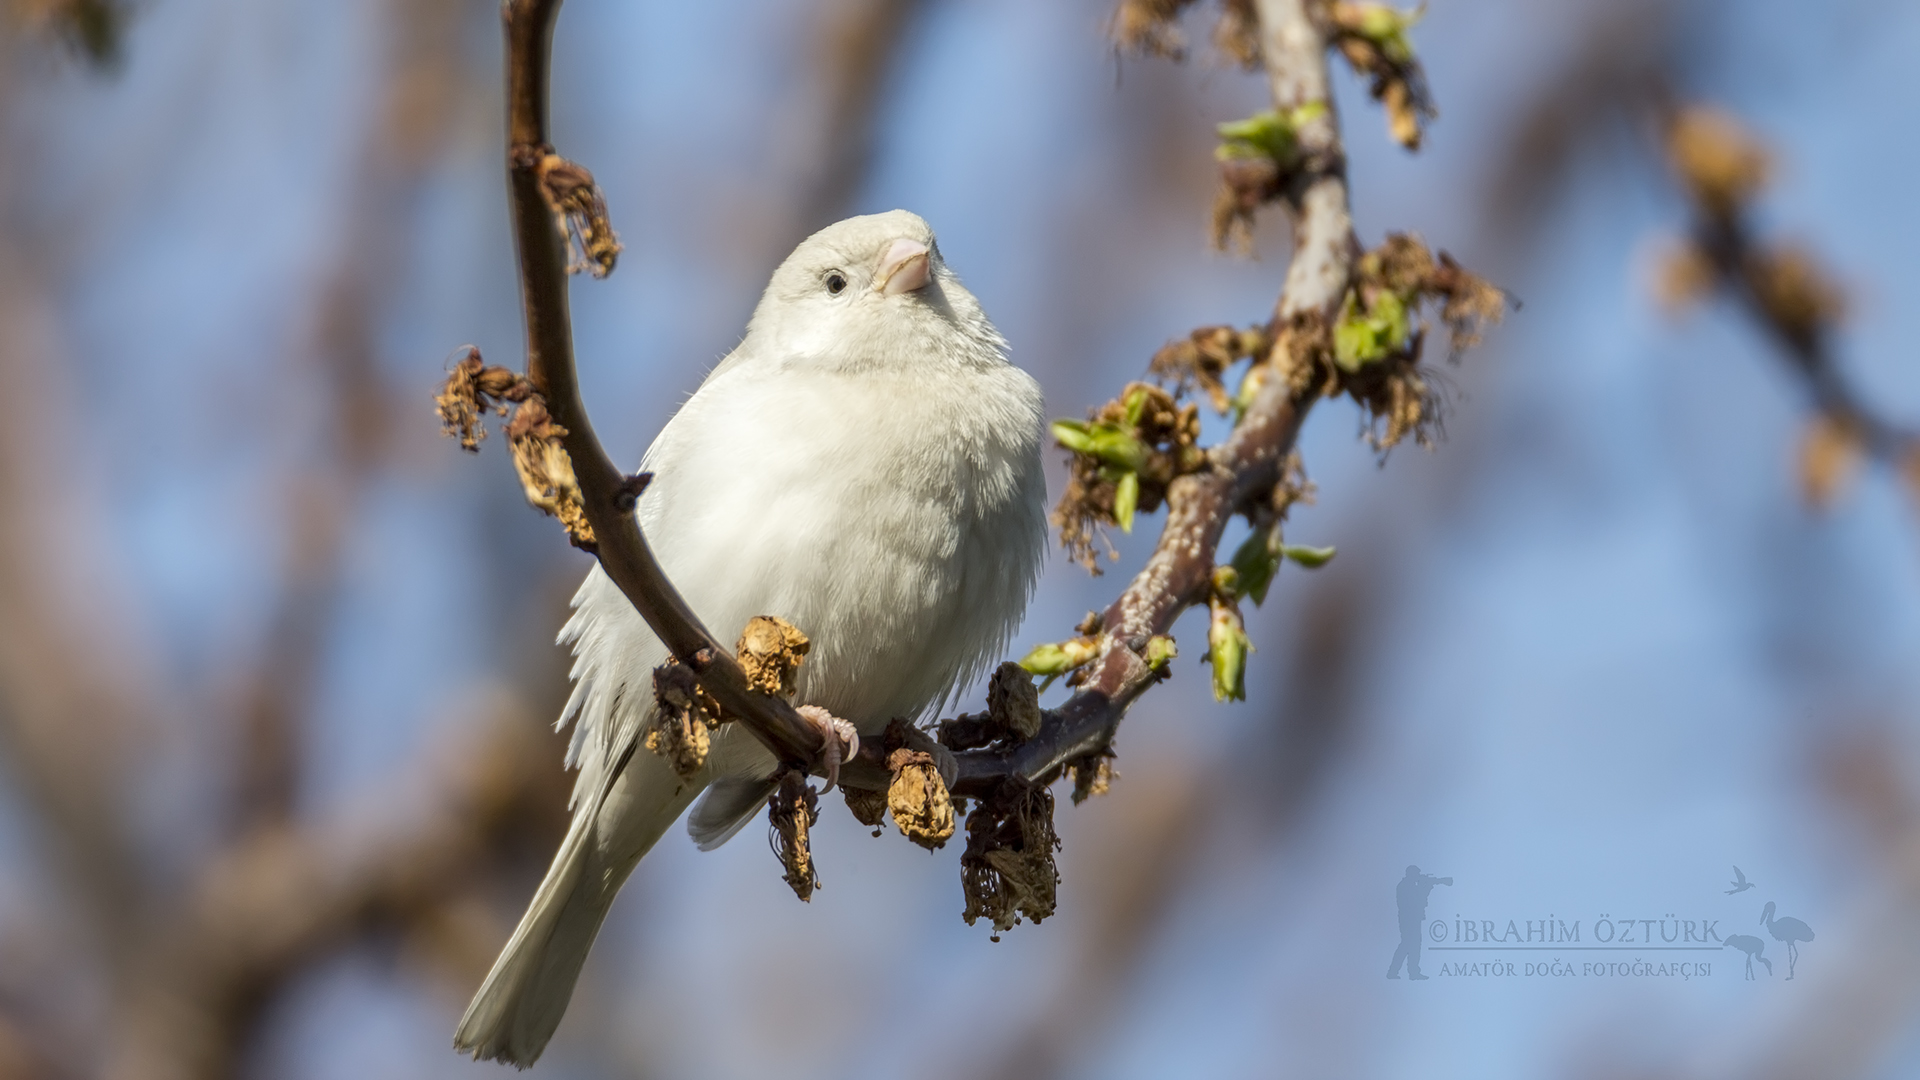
[
  {"xmin": 638, "ymin": 359, "xmax": 1046, "ymax": 727},
  {"xmin": 556, "ymin": 350, "xmax": 1046, "ymax": 807}
]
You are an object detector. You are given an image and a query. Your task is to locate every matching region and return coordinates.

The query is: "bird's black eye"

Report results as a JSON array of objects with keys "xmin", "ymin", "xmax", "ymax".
[{"xmin": 825, "ymin": 271, "xmax": 847, "ymax": 295}]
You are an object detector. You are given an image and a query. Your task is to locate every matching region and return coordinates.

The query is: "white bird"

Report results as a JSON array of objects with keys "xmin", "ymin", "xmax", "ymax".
[{"xmin": 454, "ymin": 210, "xmax": 1048, "ymax": 1066}]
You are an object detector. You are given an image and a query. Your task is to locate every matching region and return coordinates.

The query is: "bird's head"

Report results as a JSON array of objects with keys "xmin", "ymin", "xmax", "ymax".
[
  {"xmin": 743, "ymin": 209, "xmax": 1004, "ymax": 374},
  {"xmin": 1761, "ymin": 901, "xmax": 1775, "ymax": 924}
]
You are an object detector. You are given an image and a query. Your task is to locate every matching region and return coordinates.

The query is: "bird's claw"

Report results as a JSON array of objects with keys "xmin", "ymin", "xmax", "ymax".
[{"xmin": 795, "ymin": 705, "xmax": 859, "ymax": 794}]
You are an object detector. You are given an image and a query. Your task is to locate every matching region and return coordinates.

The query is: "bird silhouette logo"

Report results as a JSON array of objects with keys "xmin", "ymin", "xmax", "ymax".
[
  {"xmin": 1726, "ymin": 865, "xmax": 1757, "ymax": 895},
  {"xmin": 1723, "ymin": 934, "xmax": 1772, "ymax": 980},
  {"xmin": 1759, "ymin": 901, "xmax": 1814, "ymax": 980}
]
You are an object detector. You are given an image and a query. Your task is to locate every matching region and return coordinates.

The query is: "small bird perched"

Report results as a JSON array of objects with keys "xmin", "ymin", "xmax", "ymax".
[{"xmin": 454, "ymin": 210, "xmax": 1048, "ymax": 1066}]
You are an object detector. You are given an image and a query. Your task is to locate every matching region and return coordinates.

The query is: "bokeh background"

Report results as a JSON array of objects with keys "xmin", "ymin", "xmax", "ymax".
[{"xmin": 3, "ymin": 0, "xmax": 1919, "ymax": 1077}]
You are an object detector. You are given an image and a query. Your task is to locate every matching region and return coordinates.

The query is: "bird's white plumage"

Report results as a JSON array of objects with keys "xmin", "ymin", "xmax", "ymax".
[{"xmin": 455, "ymin": 210, "xmax": 1047, "ymax": 1066}]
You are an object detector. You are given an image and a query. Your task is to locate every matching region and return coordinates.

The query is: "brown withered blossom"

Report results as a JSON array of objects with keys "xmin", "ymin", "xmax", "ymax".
[
  {"xmin": 960, "ymin": 776, "xmax": 1061, "ymax": 938},
  {"xmin": 938, "ymin": 662, "xmax": 1043, "ymax": 750},
  {"xmin": 1067, "ymin": 751, "xmax": 1116, "ymax": 804},
  {"xmin": 647, "ymin": 662, "xmax": 722, "ymax": 777},
  {"xmin": 435, "ymin": 347, "xmax": 595, "ymax": 547},
  {"xmin": 880, "ymin": 719, "xmax": 956, "ymax": 849},
  {"xmin": 1150, "ymin": 324, "xmax": 1273, "ymax": 413},
  {"xmin": 1293, "ymin": 233, "xmax": 1506, "ymax": 452},
  {"xmin": 1212, "ymin": 155, "xmax": 1285, "ymax": 254},
  {"xmin": 1110, "ymin": 0, "xmax": 1201, "ymax": 58},
  {"xmin": 530, "ymin": 150, "xmax": 622, "ymax": 278},
  {"xmin": 736, "ymin": 615, "xmax": 810, "ymax": 698},
  {"xmin": 768, "ymin": 769, "xmax": 821, "ymax": 900},
  {"xmin": 503, "ymin": 396, "xmax": 595, "ymax": 549},
  {"xmin": 1328, "ymin": 2, "xmax": 1436, "ymax": 150}
]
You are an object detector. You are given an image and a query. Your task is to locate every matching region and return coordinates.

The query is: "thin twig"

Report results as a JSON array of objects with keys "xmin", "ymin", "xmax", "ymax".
[{"xmin": 500, "ymin": 0, "xmax": 831, "ymax": 773}]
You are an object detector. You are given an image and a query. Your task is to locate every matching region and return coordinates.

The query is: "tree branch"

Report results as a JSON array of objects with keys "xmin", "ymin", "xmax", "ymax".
[
  {"xmin": 498, "ymin": 0, "xmax": 830, "ymax": 769},
  {"xmin": 1656, "ymin": 102, "xmax": 1920, "ymax": 505},
  {"xmin": 948, "ymin": 0, "xmax": 1353, "ymax": 796},
  {"xmin": 488, "ymin": 0, "xmax": 1354, "ymax": 799}
]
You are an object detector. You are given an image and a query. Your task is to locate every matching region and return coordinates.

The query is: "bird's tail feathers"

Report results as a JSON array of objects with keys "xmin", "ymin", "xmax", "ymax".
[
  {"xmin": 452, "ymin": 781, "xmax": 612, "ymax": 1067},
  {"xmin": 688, "ymin": 775, "xmax": 777, "ymax": 851},
  {"xmin": 453, "ymin": 749, "xmax": 696, "ymax": 1067}
]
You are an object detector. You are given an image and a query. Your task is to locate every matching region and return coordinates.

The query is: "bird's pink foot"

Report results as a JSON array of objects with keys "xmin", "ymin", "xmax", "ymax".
[{"xmin": 795, "ymin": 705, "xmax": 859, "ymax": 794}]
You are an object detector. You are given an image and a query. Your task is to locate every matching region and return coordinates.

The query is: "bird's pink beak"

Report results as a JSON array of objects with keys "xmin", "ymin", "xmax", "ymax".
[{"xmin": 875, "ymin": 238, "xmax": 931, "ymax": 295}]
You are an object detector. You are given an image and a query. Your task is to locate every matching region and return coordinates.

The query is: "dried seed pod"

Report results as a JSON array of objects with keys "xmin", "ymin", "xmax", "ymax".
[
  {"xmin": 534, "ymin": 152, "xmax": 622, "ymax": 278},
  {"xmin": 986, "ymin": 662, "xmax": 1042, "ymax": 741},
  {"xmin": 960, "ymin": 776, "xmax": 1061, "ymax": 938},
  {"xmin": 843, "ymin": 786, "xmax": 888, "ymax": 836},
  {"xmin": 886, "ymin": 747, "xmax": 955, "ymax": 850},
  {"xmin": 768, "ymin": 769, "xmax": 820, "ymax": 901},
  {"xmin": 1068, "ymin": 753, "xmax": 1115, "ymax": 805},
  {"xmin": 646, "ymin": 662, "xmax": 720, "ymax": 777},
  {"xmin": 736, "ymin": 615, "xmax": 810, "ymax": 698},
  {"xmin": 504, "ymin": 396, "xmax": 594, "ymax": 549}
]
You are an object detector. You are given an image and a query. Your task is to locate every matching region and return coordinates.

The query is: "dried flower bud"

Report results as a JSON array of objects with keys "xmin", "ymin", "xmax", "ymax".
[
  {"xmin": 986, "ymin": 661, "xmax": 1043, "ymax": 741},
  {"xmin": 843, "ymin": 786, "xmax": 888, "ymax": 836},
  {"xmin": 1110, "ymin": 0, "xmax": 1200, "ymax": 59},
  {"xmin": 736, "ymin": 615, "xmax": 810, "ymax": 698},
  {"xmin": 504, "ymin": 396, "xmax": 594, "ymax": 550},
  {"xmin": 767, "ymin": 769, "xmax": 820, "ymax": 900},
  {"xmin": 647, "ymin": 662, "xmax": 721, "ymax": 777},
  {"xmin": 1068, "ymin": 753, "xmax": 1116, "ymax": 804},
  {"xmin": 534, "ymin": 152, "xmax": 622, "ymax": 278},
  {"xmin": 1654, "ymin": 238, "xmax": 1719, "ymax": 312},
  {"xmin": 960, "ymin": 777, "xmax": 1061, "ymax": 938},
  {"xmin": 1798, "ymin": 413, "xmax": 1862, "ymax": 509},
  {"xmin": 1666, "ymin": 107, "xmax": 1770, "ymax": 219},
  {"xmin": 886, "ymin": 747, "xmax": 955, "ymax": 850},
  {"xmin": 1330, "ymin": 2, "xmax": 1435, "ymax": 150}
]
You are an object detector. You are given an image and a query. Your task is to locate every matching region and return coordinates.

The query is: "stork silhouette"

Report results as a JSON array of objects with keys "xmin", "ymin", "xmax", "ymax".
[
  {"xmin": 1726, "ymin": 866, "xmax": 1756, "ymax": 895},
  {"xmin": 1723, "ymin": 934, "xmax": 1771, "ymax": 980},
  {"xmin": 1761, "ymin": 901, "xmax": 1814, "ymax": 979}
]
